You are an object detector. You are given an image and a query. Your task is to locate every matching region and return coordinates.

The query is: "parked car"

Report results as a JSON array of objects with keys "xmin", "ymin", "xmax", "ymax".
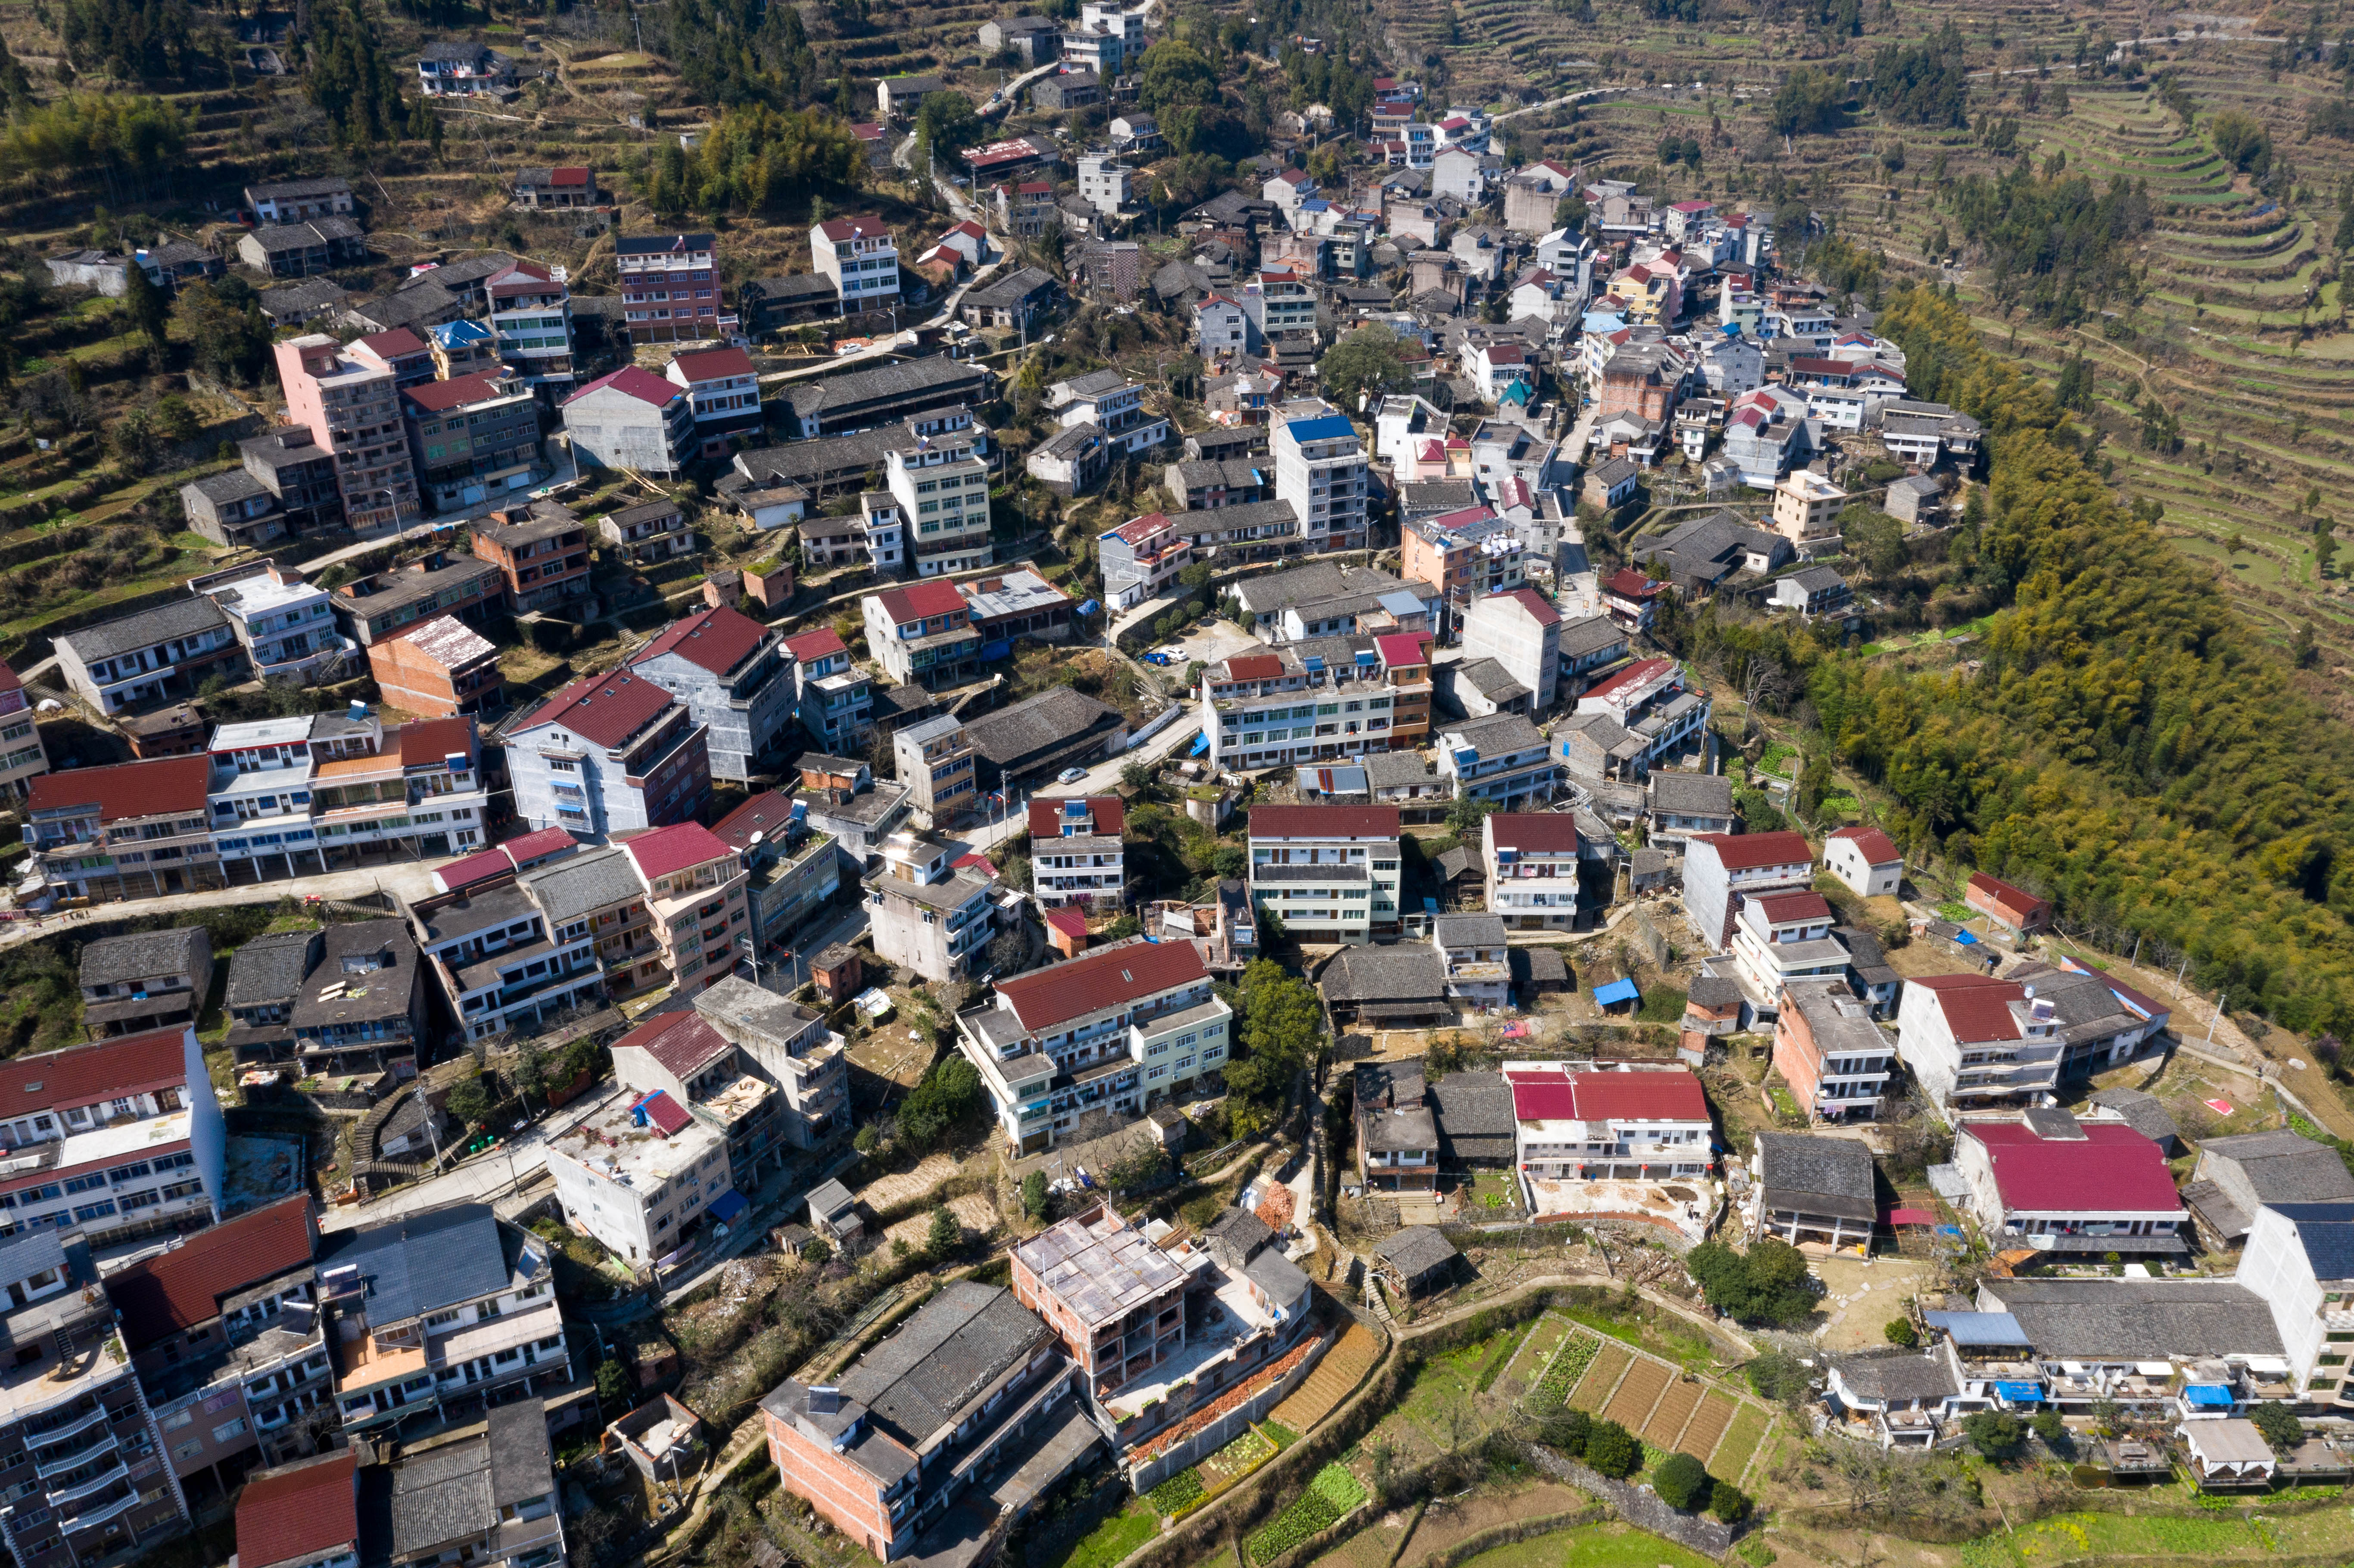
[{"xmin": 1057, "ymin": 766, "xmax": 1088, "ymax": 784}]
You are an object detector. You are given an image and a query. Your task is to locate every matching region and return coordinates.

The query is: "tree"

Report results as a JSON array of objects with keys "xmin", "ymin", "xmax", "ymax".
[
  {"xmin": 1961, "ymin": 1409, "xmax": 2025, "ymax": 1460},
  {"xmin": 1021, "ymin": 1169, "xmax": 1049, "ymax": 1219},
  {"xmin": 1883, "ymin": 1317, "xmax": 1918, "ymax": 1347},
  {"xmin": 1770, "ymin": 66, "xmax": 1846, "ymax": 137},
  {"xmin": 448, "ymin": 1075, "xmax": 491, "ymax": 1129},
  {"xmin": 2249, "ymin": 1399, "xmax": 2304, "ymax": 1453},
  {"xmin": 1139, "ymin": 40, "xmax": 1220, "ymax": 114},
  {"xmin": 925, "ymin": 1206, "xmax": 961, "ymax": 1257},
  {"xmin": 514, "ymin": 1046, "xmax": 551, "ymax": 1114},
  {"xmin": 916, "ymin": 90, "xmax": 984, "ymax": 164},
  {"xmin": 986, "ymin": 929, "xmax": 1028, "ymax": 974},
  {"xmin": 1222, "ymin": 958, "xmax": 1322, "ymax": 1130},
  {"xmin": 801, "ymin": 1235, "xmax": 833, "ymax": 1268},
  {"xmin": 122, "ymin": 261, "xmax": 168, "ymax": 355},
  {"xmin": 1317, "ymin": 326, "xmax": 1414, "ymax": 413},
  {"xmin": 1709, "ymin": 1482, "xmax": 1751, "ymax": 1522},
  {"xmin": 1686, "ymin": 1238, "xmax": 1818, "ymax": 1327},
  {"xmin": 1582, "ymin": 1419, "xmax": 1640, "ymax": 1478},
  {"xmin": 171, "ymin": 279, "xmax": 270, "ymax": 385},
  {"xmin": 2211, "ymin": 109, "xmax": 2272, "ymax": 173},
  {"xmin": 2028, "ymin": 1410, "xmax": 2070, "ymax": 1453},
  {"xmin": 595, "ymin": 1358, "xmax": 630, "ymax": 1408},
  {"xmin": 2295, "ymin": 622, "xmax": 2322, "ymax": 668},
  {"xmin": 1539, "ymin": 1407, "xmax": 1592, "ymax": 1453},
  {"xmin": 2319, "ymin": 531, "xmax": 2340, "ymax": 578},
  {"xmin": 305, "ymin": 0, "xmax": 407, "ymax": 145},
  {"xmin": 1446, "ymin": 795, "xmax": 1498, "ymax": 837},
  {"xmin": 1653, "ymin": 1451, "xmax": 1712, "ymax": 1511},
  {"xmin": 896, "ymin": 1055, "xmax": 982, "ymax": 1150}
]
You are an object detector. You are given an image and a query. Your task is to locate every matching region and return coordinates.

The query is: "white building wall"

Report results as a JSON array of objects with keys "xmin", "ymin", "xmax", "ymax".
[{"xmin": 2239, "ymin": 1205, "xmax": 2328, "ymax": 1389}]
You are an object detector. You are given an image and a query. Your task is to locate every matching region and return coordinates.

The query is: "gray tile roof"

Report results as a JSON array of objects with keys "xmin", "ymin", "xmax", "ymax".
[
  {"xmin": 962, "ymin": 688, "xmax": 1121, "ymax": 767},
  {"xmin": 1687, "ymin": 975, "xmax": 1742, "ymax": 1007},
  {"xmin": 1756, "ymin": 1132, "xmax": 1877, "ymax": 1222},
  {"xmin": 1556, "ymin": 614, "xmax": 1625, "ymax": 660},
  {"xmin": 1360, "ymin": 750, "xmax": 1436, "ymax": 789},
  {"xmin": 80, "ymin": 926, "xmax": 207, "ymax": 988},
  {"xmin": 1432, "ymin": 914, "xmax": 1508, "ymax": 948},
  {"xmin": 1432, "ymin": 845, "xmax": 1478, "ymax": 882},
  {"xmin": 2201, "ymin": 1130, "xmax": 2354, "ymax": 1204},
  {"xmin": 1243, "ymin": 1246, "xmax": 1311, "ymax": 1315},
  {"xmin": 1449, "ymin": 658, "xmax": 1528, "ymax": 705},
  {"xmin": 59, "ymin": 596, "xmax": 230, "ymax": 663},
  {"xmin": 1375, "ymin": 1225, "xmax": 1457, "ymax": 1279},
  {"xmin": 317, "ymin": 1203, "xmax": 519, "ymax": 1328},
  {"xmin": 1828, "ymin": 1348, "xmax": 1957, "ymax": 1404},
  {"xmin": 778, "ymin": 356, "xmax": 992, "ymax": 423},
  {"xmin": 389, "ymin": 1429, "xmax": 493, "ymax": 1556},
  {"xmin": 226, "ymin": 929, "xmax": 319, "ymax": 1008},
  {"xmin": 188, "ymin": 468, "xmax": 271, "ymax": 505},
  {"xmin": 1648, "ymin": 772, "xmax": 1733, "ymax": 816},
  {"xmin": 964, "ymin": 266, "xmax": 1056, "ymax": 308},
  {"xmin": 1430, "ymin": 1070, "xmax": 1514, "ymax": 1161},
  {"xmin": 1204, "ymin": 1206, "xmax": 1272, "ymax": 1261},
  {"xmin": 1447, "ymin": 711, "xmax": 1546, "ymax": 756},
  {"xmin": 487, "ymin": 1398, "xmax": 555, "ymax": 1509},
  {"xmin": 1319, "ymin": 945, "xmax": 1445, "ymax": 1004},
  {"xmin": 517, "ymin": 846, "xmax": 644, "ymax": 926},
  {"xmin": 1354, "ymin": 1059, "xmax": 1424, "ymax": 1110},
  {"xmin": 295, "ymin": 919, "xmax": 420, "ymax": 1028},
  {"xmin": 841, "ymin": 1282, "xmax": 1052, "ymax": 1447},
  {"xmin": 1977, "ymin": 1278, "xmax": 2285, "ymax": 1360},
  {"xmin": 810, "ymin": 1178, "xmax": 856, "ymax": 1225},
  {"xmin": 1361, "ymin": 1104, "xmax": 1436, "ymax": 1154},
  {"xmin": 2088, "ymin": 1087, "xmax": 2180, "ymax": 1147}
]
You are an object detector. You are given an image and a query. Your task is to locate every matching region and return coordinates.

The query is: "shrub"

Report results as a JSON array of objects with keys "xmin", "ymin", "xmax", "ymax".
[
  {"xmin": 1961, "ymin": 1409, "xmax": 2025, "ymax": 1460},
  {"xmin": 2249, "ymin": 1400, "xmax": 2303, "ymax": 1453},
  {"xmin": 1584, "ymin": 1418, "xmax": 1640, "ymax": 1478},
  {"xmin": 1539, "ymin": 1406, "xmax": 1591, "ymax": 1457},
  {"xmin": 1686, "ymin": 1238, "xmax": 1819, "ymax": 1327},
  {"xmin": 1743, "ymin": 1347, "xmax": 1815, "ymax": 1406},
  {"xmin": 1884, "ymin": 1317, "xmax": 1918, "ymax": 1347},
  {"xmin": 1653, "ymin": 1450, "xmax": 1712, "ymax": 1511},
  {"xmin": 1710, "ymin": 1481, "xmax": 1753, "ymax": 1522}
]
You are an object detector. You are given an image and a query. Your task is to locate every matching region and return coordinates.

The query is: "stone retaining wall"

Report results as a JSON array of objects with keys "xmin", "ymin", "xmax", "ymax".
[{"xmin": 1522, "ymin": 1440, "xmax": 1734, "ymax": 1557}]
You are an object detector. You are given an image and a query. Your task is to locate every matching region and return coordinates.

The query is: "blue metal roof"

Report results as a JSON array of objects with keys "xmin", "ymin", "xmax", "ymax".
[
  {"xmin": 1286, "ymin": 415, "xmax": 1356, "ymax": 442},
  {"xmin": 1592, "ymin": 977, "xmax": 1640, "ymax": 1006},
  {"xmin": 1924, "ymin": 1310, "xmax": 2030, "ymax": 1347},
  {"xmin": 710, "ymin": 1189, "xmax": 750, "ymax": 1224},
  {"xmin": 2184, "ymin": 1383, "xmax": 2235, "ymax": 1407},
  {"xmin": 1993, "ymin": 1381, "xmax": 2043, "ymax": 1402}
]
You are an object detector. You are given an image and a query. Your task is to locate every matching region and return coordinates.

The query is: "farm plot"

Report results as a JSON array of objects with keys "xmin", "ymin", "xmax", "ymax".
[
  {"xmin": 1247, "ymin": 1465, "xmax": 1368, "ymax": 1566},
  {"xmin": 1675, "ymin": 1391, "xmax": 1736, "ymax": 1461},
  {"xmin": 1488, "ymin": 1314, "xmax": 1572, "ymax": 1402},
  {"xmin": 1567, "ymin": 1341, "xmax": 1633, "ymax": 1413},
  {"xmin": 1640, "ymin": 1377, "xmax": 1702, "ymax": 1450},
  {"xmin": 1273, "ymin": 1322, "xmax": 1379, "ymax": 1432},
  {"xmin": 1528, "ymin": 1325, "xmax": 1601, "ymax": 1408},
  {"xmin": 1601, "ymin": 1358, "xmax": 1668, "ymax": 1432},
  {"xmin": 1395, "ymin": 1481, "xmax": 1591, "ymax": 1568},
  {"xmin": 1708, "ymin": 1405, "xmax": 1769, "ymax": 1486}
]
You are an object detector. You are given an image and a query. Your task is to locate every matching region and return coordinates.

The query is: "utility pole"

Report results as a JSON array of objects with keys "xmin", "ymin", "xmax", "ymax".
[{"xmin": 2204, "ymin": 992, "xmax": 2228, "ymax": 1051}]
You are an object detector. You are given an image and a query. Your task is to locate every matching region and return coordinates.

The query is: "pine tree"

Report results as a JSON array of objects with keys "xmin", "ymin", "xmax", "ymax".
[{"xmin": 123, "ymin": 259, "xmax": 168, "ymax": 354}]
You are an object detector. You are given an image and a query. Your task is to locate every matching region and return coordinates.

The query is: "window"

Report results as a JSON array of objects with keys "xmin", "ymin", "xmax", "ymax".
[{"xmin": 212, "ymin": 1417, "xmax": 249, "ymax": 1443}]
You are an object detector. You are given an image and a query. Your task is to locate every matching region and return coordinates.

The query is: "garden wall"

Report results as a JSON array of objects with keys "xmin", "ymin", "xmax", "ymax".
[
  {"xmin": 1522, "ymin": 1440, "xmax": 1734, "ymax": 1556},
  {"xmin": 1127, "ymin": 1320, "xmax": 1336, "ymax": 1495}
]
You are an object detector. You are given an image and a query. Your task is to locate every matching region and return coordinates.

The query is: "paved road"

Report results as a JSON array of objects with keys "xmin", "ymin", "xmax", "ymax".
[
  {"xmin": 318, "ymin": 1077, "xmax": 635, "ymax": 1233},
  {"xmin": 3, "ymin": 859, "xmax": 458, "ymax": 951}
]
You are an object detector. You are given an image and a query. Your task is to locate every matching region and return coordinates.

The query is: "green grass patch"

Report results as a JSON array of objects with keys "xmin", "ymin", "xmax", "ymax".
[
  {"xmin": 1709, "ymin": 1406, "xmax": 1769, "ymax": 1484},
  {"xmin": 1245, "ymin": 1464, "xmax": 1363, "ymax": 1564},
  {"xmin": 1635, "ymin": 985, "xmax": 1687, "ymax": 1024},
  {"xmin": 1046, "ymin": 1501, "xmax": 1157, "ymax": 1568},
  {"xmin": 1446, "ymin": 1522, "xmax": 1722, "ymax": 1568},
  {"xmin": 1475, "ymin": 1318, "xmax": 1536, "ymax": 1393}
]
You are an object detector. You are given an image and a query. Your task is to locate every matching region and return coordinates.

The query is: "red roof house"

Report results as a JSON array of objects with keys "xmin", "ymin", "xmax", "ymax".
[
  {"xmin": 235, "ymin": 1451, "xmax": 358, "ymax": 1568},
  {"xmin": 1966, "ymin": 871, "xmax": 2052, "ymax": 935}
]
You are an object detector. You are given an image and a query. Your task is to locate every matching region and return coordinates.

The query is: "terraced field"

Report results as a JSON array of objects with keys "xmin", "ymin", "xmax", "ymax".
[{"xmin": 1519, "ymin": 1321, "xmax": 1777, "ymax": 1488}]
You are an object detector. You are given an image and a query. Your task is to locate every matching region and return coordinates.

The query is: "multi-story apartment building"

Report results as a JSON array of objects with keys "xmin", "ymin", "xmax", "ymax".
[
  {"xmin": 810, "ymin": 215, "xmax": 901, "ymax": 315},
  {"xmin": 1096, "ymin": 511, "xmax": 1193, "ymax": 610},
  {"xmin": 273, "ymin": 335, "xmax": 423, "ymax": 536},
  {"xmin": 350, "ymin": 330, "xmax": 435, "ymax": 392},
  {"xmin": 612, "ymin": 975, "xmax": 848, "ymax": 1188},
  {"xmin": 891, "ymin": 715, "xmax": 975, "ymax": 831},
  {"xmin": 304, "ymin": 714, "xmax": 491, "ymax": 868},
  {"xmin": 620, "ymin": 822, "xmax": 750, "ymax": 999},
  {"xmin": 55, "ymin": 598, "xmax": 243, "ymax": 717},
  {"xmin": 1896, "ymin": 974, "xmax": 2063, "ymax": 1114},
  {"xmin": 1246, "ymin": 804, "xmax": 1402, "ymax": 945},
  {"xmin": 598, "ymin": 497, "xmax": 694, "ymax": 566},
  {"xmin": 959, "ymin": 569, "xmax": 1073, "ymax": 647},
  {"xmin": 0, "ymin": 660, "xmax": 47, "ymax": 801},
  {"xmin": 196, "ymin": 562, "xmax": 349, "ymax": 685},
  {"xmin": 0, "ymin": 1228, "xmax": 191, "ymax": 1568},
  {"xmin": 76, "ymin": 926, "xmax": 209, "ymax": 1039},
  {"xmin": 1027, "ymin": 796, "xmax": 1124, "ymax": 912},
  {"xmin": 26, "ymin": 754, "xmax": 221, "ymax": 901},
  {"xmin": 1573, "ymin": 656, "xmax": 1710, "ymax": 770},
  {"xmin": 545, "ymin": 1085, "xmax": 732, "ymax": 1264},
  {"xmin": 1482, "ymin": 812, "xmax": 1603, "ymax": 932},
  {"xmin": 1773, "ymin": 982, "xmax": 1895, "ymax": 1123},
  {"xmin": 471, "ymin": 504, "xmax": 591, "ymax": 615},
  {"xmin": 782, "ymin": 628, "xmax": 872, "ymax": 754},
  {"xmin": 956, "ymin": 936, "xmax": 1230, "ymax": 1154},
  {"xmin": 1374, "ymin": 633, "xmax": 1434, "ymax": 750},
  {"xmin": 862, "ymin": 582, "xmax": 983, "ymax": 691},
  {"xmin": 1200, "ymin": 641, "xmax": 1404, "ymax": 772},
  {"xmin": 1457, "ymin": 589, "xmax": 1559, "ymax": 712},
  {"xmin": 0, "ymin": 1026, "xmax": 224, "ymax": 1244},
  {"xmin": 711, "ymin": 793, "xmax": 843, "ymax": 953},
  {"xmin": 625, "ymin": 606, "xmax": 795, "ymax": 783},
  {"xmin": 559, "ymin": 366, "xmax": 697, "ymax": 478},
  {"xmin": 864, "ymin": 831, "xmax": 996, "ymax": 985},
  {"xmin": 316, "ymin": 1205, "xmax": 572, "ymax": 1437},
  {"xmin": 112, "ymin": 1197, "xmax": 330, "ymax": 1490},
  {"xmin": 760, "ymin": 1283, "xmax": 1087, "ymax": 1564},
  {"xmin": 884, "ymin": 431, "xmax": 992, "ymax": 579},
  {"xmin": 234, "ymin": 426, "xmax": 344, "ymax": 536},
  {"xmin": 615, "ymin": 232, "xmax": 730, "ymax": 344},
  {"xmin": 1953, "ymin": 1113, "xmax": 2185, "ymax": 1258},
  {"xmin": 367, "ymin": 615, "xmax": 504, "ymax": 719},
  {"xmin": 859, "ymin": 492, "xmax": 906, "ymax": 573},
  {"xmin": 1248, "ymin": 266, "xmax": 1318, "ymax": 336},
  {"xmin": 1434, "ymin": 714, "xmax": 1558, "ymax": 807},
  {"xmin": 1048, "ymin": 370, "xmax": 1170, "ymax": 457},
  {"xmin": 486, "ymin": 260, "xmax": 575, "ymax": 388},
  {"xmin": 1402, "ymin": 507, "xmax": 1527, "ymax": 610},
  {"xmin": 1272, "ymin": 408, "xmax": 1369, "ymax": 553},
  {"xmin": 1728, "ymin": 890, "xmax": 1853, "ymax": 1016},
  {"xmin": 667, "ymin": 346, "xmax": 764, "ymax": 457},
  {"xmin": 406, "ymin": 872, "xmax": 606, "ymax": 1043},
  {"xmin": 1682, "ymin": 830, "xmax": 1814, "ymax": 951},
  {"xmin": 506, "ymin": 671, "xmax": 713, "ymax": 840},
  {"xmin": 516, "ymin": 845, "xmax": 663, "ymax": 998}
]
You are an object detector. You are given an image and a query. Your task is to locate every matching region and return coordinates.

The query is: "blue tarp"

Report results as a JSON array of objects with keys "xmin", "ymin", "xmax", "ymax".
[
  {"xmin": 1078, "ymin": 598, "xmax": 1100, "ymax": 616},
  {"xmin": 980, "ymin": 640, "xmax": 1011, "ymax": 661},
  {"xmin": 2184, "ymin": 1384, "xmax": 2235, "ymax": 1407},
  {"xmin": 1993, "ymin": 1381, "xmax": 2043, "ymax": 1402},
  {"xmin": 1189, "ymin": 731, "xmax": 1210, "ymax": 756},
  {"xmin": 1592, "ymin": 977, "xmax": 1641, "ymax": 1006},
  {"xmin": 708, "ymin": 1189, "xmax": 750, "ymax": 1224},
  {"xmin": 1954, "ymin": 929, "xmax": 1980, "ymax": 946}
]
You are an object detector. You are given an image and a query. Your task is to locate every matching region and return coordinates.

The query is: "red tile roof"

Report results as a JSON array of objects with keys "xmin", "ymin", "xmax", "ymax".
[
  {"xmin": 500, "ymin": 825, "xmax": 581, "ymax": 868},
  {"xmin": 1829, "ymin": 824, "xmax": 1901, "ymax": 865},
  {"xmin": 710, "ymin": 790, "xmax": 797, "ymax": 854},
  {"xmin": 551, "ymin": 165, "xmax": 591, "ymax": 186},
  {"xmin": 1912, "ymin": 973, "xmax": 2026, "ymax": 1042},
  {"xmin": 633, "ymin": 605, "xmax": 769, "ymax": 677},
  {"xmin": 521, "ymin": 670, "xmax": 674, "ymax": 749},
  {"xmin": 1507, "ymin": 1070, "xmax": 1575, "ymax": 1121},
  {"xmin": 401, "ymin": 372, "xmax": 512, "ymax": 414},
  {"xmin": 669, "ymin": 345, "xmax": 757, "ymax": 383},
  {"xmin": 996, "ymin": 940, "xmax": 1208, "ymax": 1031},
  {"xmin": 0, "ymin": 1027, "xmax": 190, "ymax": 1125},
  {"xmin": 359, "ymin": 328, "xmax": 427, "ymax": 360},
  {"xmin": 612, "ymin": 1010, "xmax": 732, "ymax": 1080},
  {"xmin": 623, "ymin": 821, "xmax": 735, "ymax": 881},
  {"xmin": 1375, "ymin": 632, "xmax": 1432, "ymax": 668},
  {"xmin": 27, "ymin": 754, "xmax": 210, "ymax": 821},
  {"xmin": 874, "ymin": 580, "xmax": 969, "ymax": 624},
  {"xmin": 1965, "ymin": 1121, "xmax": 2182, "ymax": 1214},
  {"xmin": 1044, "ymin": 906, "xmax": 1089, "ymax": 939},
  {"xmin": 1108, "ymin": 511, "xmax": 1175, "ymax": 545},
  {"xmin": 236, "ymin": 1451, "xmax": 358, "ymax": 1568},
  {"xmin": 399, "ymin": 716, "xmax": 476, "ymax": 770},
  {"xmin": 816, "ymin": 215, "xmax": 892, "ymax": 243},
  {"xmin": 1221, "ymin": 654, "xmax": 1285, "ymax": 682},
  {"xmin": 1028, "ymin": 796, "xmax": 1125, "ymax": 839},
  {"xmin": 108, "ymin": 1195, "xmax": 314, "ymax": 1351},
  {"xmin": 1247, "ymin": 805, "xmax": 1401, "ymax": 839},
  {"xmin": 433, "ymin": 846, "xmax": 512, "ymax": 893},
  {"xmin": 1487, "ymin": 813, "xmax": 1582, "ymax": 854},
  {"xmin": 1496, "ymin": 587, "xmax": 1559, "ymax": 627},
  {"xmin": 1690, "ymin": 831, "xmax": 1813, "ymax": 873},
  {"xmin": 1749, "ymin": 891, "xmax": 1833, "ymax": 925},
  {"xmin": 781, "ymin": 627, "xmax": 848, "ymax": 663},
  {"xmin": 1568, "ymin": 1068, "xmax": 1709, "ymax": 1124},
  {"xmin": 564, "ymin": 365, "xmax": 683, "ymax": 408},
  {"xmin": 1581, "ymin": 656, "xmax": 1676, "ymax": 704},
  {"xmin": 638, "ymin": 1088, "xmax": 693, "ymax": 1136},
  {"xmin": 0, "ymin": 660, "xmax": 22, "ymax": 696},
  {"xmin": 1967, "ymin": 871, "xmax": 2049, "ymax": 918}
]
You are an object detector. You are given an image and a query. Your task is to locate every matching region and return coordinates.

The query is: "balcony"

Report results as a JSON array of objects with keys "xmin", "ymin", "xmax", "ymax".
[
  {"xmin": 34, "ymin": 1431, "xmax": 116, "ymax": 1479},
  {"xmin": 46, "ymin": 1455, "xmax": 128, "ymax": 1509},
  {"xmin": 59, "ymin": 1484, "xmax": 140, "ymax": 1537}
]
